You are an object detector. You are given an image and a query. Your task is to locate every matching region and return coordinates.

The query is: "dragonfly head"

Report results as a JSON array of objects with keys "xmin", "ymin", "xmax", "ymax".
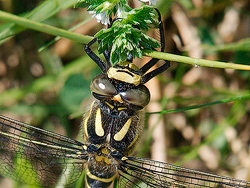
[{"xmin": 90, "ymin": 62, "xmax": 150, "ymax": 110}]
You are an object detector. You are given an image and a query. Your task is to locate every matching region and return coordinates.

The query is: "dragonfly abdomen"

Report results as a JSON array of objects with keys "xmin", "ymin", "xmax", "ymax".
[{"xmin": 85, "ymin": 157, "xmax": 117, "ymax": 188}]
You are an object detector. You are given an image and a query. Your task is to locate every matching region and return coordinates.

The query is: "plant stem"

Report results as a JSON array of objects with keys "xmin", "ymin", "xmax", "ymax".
[
  {"xmin": 0, "ymin": 10, "xmax": 250, "ymax": 70},
  {"xmin": 0, "ymin": 10, "xmax": 93, "ymax": 44},
  {"xmin": 143, "ymin": 50, "xmax": 250, "ymax": 70}
]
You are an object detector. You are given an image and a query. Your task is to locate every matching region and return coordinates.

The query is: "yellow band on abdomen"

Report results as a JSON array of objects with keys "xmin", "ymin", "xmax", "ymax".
[{"xmin": 86, "ymin": 167, "xmax": 116, "ymax": 183}]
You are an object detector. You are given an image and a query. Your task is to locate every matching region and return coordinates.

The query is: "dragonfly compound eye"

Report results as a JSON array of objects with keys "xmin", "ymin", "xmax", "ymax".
[
  {"xmin": 90, "ymin": 73, "xmax": 118, "ymax": 96},
  {"xmin": 119, "ymin": 85, "xmax": 150, "ymax": 107}
]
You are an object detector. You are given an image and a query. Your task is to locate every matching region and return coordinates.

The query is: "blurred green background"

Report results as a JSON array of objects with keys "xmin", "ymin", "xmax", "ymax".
[{"xmin": 0, "ymin": 0, "xmax": 250, "ymax": 187}]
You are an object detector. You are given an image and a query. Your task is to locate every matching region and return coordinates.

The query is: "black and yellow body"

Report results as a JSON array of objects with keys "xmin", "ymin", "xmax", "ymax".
[
  {"xmin": 82, "ymin": 8, "xmax": 170, "ymax": 187},
  {"xmin": 82, "ymin": 62, "xmax": 148, "ymax": 187}
]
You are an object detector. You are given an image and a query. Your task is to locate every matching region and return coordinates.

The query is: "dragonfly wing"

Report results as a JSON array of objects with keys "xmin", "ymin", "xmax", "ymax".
[
  {"xmin": 0, "ymin": 115, "xmax": 87, "ymax": 187},
  {"xmin": 117, "ymin": 156, "xmax": 250, "ymax": 188}
]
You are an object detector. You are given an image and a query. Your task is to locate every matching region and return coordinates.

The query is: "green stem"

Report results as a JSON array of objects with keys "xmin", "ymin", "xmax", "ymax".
[
  {"xmin": 0, "ymin": 10, "xmax": 93, "ymax": 44},
  {"xmin": 143, "ymin": 50, "xmax": 250, "ymax": 70},
  {"xmin": 147, "ymin": 94, "xmax": 250, "ymax": 114},
  {"xmin": 0, "ymin": 10, "xmax": 250, "ymax": 71}
]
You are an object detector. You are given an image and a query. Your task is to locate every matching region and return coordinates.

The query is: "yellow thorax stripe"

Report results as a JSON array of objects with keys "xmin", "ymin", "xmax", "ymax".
[
  {"xmin": 114, "ymin": 118, "xmax": 132, "ymax": 141},
  {"xmin": 95, "ymin": 108, "xmax": 104, "ymax": 137},
  {"xmin": 105, "ymin": 102, "xmax": 114, "ymax": 109},
  {"xmin": 84, "ymin": 101, "xmax": 95, "ymax": 138}
]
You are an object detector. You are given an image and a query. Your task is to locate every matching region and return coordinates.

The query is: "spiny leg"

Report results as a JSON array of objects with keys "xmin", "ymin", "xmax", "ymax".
[
  {"xmin": 103, "ymin": 49, "xmax": 112, "ymax": 69},
  {"xmin": 84, "ymin": 38, "xmax": 108, "ymax": 73},
  {"xmin": 140, "ymin": 8, "xmax": 170, "ymax": 83},
  {"xmin": 141, "ymin": 62, "xmax": 170, "ymax": 83},
  {"xmin": 140, "ymin": 8, "xmax": 165, "ymax": 74}
]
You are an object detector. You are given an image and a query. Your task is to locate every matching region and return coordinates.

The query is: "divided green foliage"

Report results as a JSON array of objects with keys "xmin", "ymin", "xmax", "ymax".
[
  {"xmin": 76, "ymin": 0, "xmax": 161, "ymax": 64},
  {"xmin": 96, "ymin": 20, "xmax": 160, "ymax": 64},
  {"xmin": 76, "ymin": 0, "xmax": 122, "ymax": 16},
  {"xmin": 122, "ymin": 6, "xmax": 159, "ymax": 30},
  {"xmin": 93, "ymin": 6, "xmax": 160, "ymax": 64}
]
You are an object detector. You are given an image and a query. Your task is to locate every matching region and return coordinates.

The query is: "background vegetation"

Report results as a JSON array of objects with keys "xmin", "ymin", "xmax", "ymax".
[{"xmin": 0, "ymin": 0, "xmax": 250, "ymax": 187}]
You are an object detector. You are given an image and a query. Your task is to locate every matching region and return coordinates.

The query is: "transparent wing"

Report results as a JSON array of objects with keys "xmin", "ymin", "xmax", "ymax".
[
  {"xmin": 0, "ymin": 115, "xmax": 87, "ymax": 187},
  {"xmin": 117, "ymin": 156, "xmax": 250, "ymax": 188}
]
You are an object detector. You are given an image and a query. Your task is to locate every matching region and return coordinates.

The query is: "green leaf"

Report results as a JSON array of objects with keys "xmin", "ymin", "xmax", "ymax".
[
  {"xmin": 140, "ymin": 33, "xmax": 160, "ymax": 49},
  {"xmin": 95, "ymin": 20, "xmax": 161, "ymax": 64},
  {"xmin": 77, "ymin": 0, "xmax": 119, "ymax": 19},
  {"xmin": 91, "ymin": 4, "xmax": 163, "ymax": 64},
  {"xmin": 76, "ymin": 0, "xmax": 106, "ymax": 7},
  {"xmin": 75, "ymin": 0, "xmax": 90, "ymax": 8},
  {"xmin": 121, "ymin": 6, "xmax": 159, "ymax": 31}
]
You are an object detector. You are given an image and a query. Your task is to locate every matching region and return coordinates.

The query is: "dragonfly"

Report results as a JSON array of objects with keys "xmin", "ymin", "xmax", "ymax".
[{"xmin": 0, "ymin": 8, "xmax": 250, "ymax": 188}]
